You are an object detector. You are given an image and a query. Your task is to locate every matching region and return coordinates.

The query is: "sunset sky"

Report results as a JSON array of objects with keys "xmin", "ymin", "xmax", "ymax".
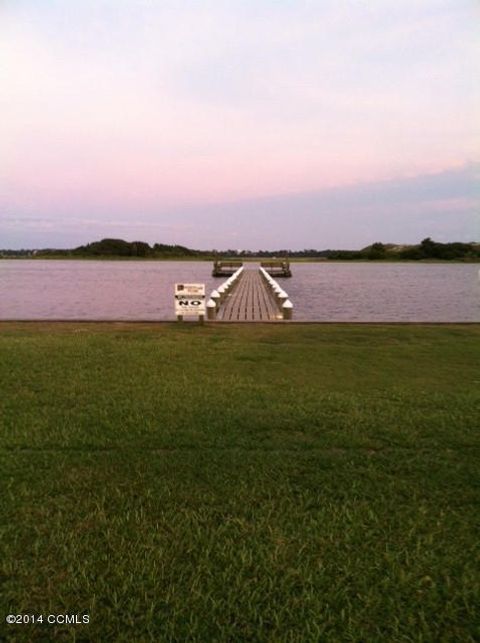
[{"xmin": 1, "ymin": 0, "xmax": 479, "ymax": 250}]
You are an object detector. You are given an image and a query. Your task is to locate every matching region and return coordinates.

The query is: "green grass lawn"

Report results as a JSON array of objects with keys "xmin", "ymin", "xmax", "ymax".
[{"xmin": 1, "ymin": 323, "xmax": 479, "ymax": 641}]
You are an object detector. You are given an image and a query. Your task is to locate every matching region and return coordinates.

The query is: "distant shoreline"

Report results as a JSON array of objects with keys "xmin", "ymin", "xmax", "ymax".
[
  {"xmin": 3, "ymin": 237, "xmax": 479, "ymax": 262},
  {"xmin": 2, "ymin": 255, "xmax": 479, "ymax": 264}
]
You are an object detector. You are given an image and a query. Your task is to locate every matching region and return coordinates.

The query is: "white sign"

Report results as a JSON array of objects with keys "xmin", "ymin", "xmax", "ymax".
[{"xmin": 175, "ymin": 283, "xmax": 206, "ymax": 316}]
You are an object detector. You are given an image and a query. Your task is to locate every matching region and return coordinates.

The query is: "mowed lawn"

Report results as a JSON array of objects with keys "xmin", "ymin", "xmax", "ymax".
[{"xmin": 1, "ymin": 323, "xmax": 479, "ymax": 642}]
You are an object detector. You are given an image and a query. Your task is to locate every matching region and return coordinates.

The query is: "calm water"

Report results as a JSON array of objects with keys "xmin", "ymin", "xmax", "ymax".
[{"xmin": 1, "ymin": 260, "xmax": 479, "ymax": 321}]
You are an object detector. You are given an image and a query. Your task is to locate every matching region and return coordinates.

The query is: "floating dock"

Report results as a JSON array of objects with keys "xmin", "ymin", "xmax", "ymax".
[
  {"xmin": 260, "ymin": 259, "xmax": 292, "ymax": 278},
  {"xmin": 212, "ymin": 260, "xmax": 243, "ymax": 277}
]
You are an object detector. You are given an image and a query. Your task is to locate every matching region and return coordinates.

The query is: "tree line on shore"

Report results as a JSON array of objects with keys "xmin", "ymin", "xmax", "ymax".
[{"xmin": 2, "ymin": 237, "xmax": 479, "ymax": 260}]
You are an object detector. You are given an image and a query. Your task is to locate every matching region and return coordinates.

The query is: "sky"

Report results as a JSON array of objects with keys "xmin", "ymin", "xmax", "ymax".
[{"xmin": 1, "ymin": 0, "xmax": 479, "ymax": 250}]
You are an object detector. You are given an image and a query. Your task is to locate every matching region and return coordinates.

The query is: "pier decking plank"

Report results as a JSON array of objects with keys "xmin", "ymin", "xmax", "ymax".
[{"xmin": 217, "ymin": 270, "xmax": 280, "ymax": 322}]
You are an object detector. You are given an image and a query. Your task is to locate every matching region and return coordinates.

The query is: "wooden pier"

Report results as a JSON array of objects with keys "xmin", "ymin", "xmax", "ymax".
[{"xmin": 215, "ymin": 269, "xmax": 282, "ymax": 322}]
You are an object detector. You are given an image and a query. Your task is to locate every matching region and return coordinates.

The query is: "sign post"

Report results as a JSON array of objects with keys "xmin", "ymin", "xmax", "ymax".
[{"xmin": 174, "ymin": 283, "xmax": 206, "ymax": 323}]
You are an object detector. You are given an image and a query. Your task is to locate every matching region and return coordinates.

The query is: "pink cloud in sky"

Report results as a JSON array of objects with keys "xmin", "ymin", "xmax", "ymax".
[{"xmin": 0, "ymin": 0, "xmax": 479, "ymax": 247}]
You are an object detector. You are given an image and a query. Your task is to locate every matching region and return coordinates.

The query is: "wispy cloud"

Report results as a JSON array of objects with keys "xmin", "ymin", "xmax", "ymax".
[{"xmin": 1, "ymin": 165, "xmax": 477, "ymax": 249}]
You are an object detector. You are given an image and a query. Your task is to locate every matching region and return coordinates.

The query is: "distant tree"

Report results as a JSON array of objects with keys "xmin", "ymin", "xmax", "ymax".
[
  {"xmin": 367, "ymin": 242, "xmax": 387, "ymax": 260},
  {"xmin": 419, "ymin": 238, "xmax": 471, "ymax": 260},
  {"xmin": 73, "ymin": 238, "xmax": 132, "ymax": 256},
  {"xmin": 420, "ymin": 237, "xmax": 438, "ymax": 258},
  {"xmin": 153, "ymin": 243, "xmax": 198, "ymax": 257},
  {"xmin": 399, "ymin": 246, "xmax": 422, "ymax": 260},
  {"xmin": 131, "ymin": 241, "xmax": 151, "ymax": 257}
]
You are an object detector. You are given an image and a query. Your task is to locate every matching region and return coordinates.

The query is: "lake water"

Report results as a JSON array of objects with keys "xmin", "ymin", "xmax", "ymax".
[{"xmin": 1, "ymin": 260, "xmax": 479, "ymax": 322}]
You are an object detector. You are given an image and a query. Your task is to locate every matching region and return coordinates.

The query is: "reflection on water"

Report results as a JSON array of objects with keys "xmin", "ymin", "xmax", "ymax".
[
  {"xmin": 287, "ymin": 262, "xmax": 480, "ymax": 321},
  {"xmin": 0, "ymin": 260, "xmax": 479, "ymax": 322}
]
